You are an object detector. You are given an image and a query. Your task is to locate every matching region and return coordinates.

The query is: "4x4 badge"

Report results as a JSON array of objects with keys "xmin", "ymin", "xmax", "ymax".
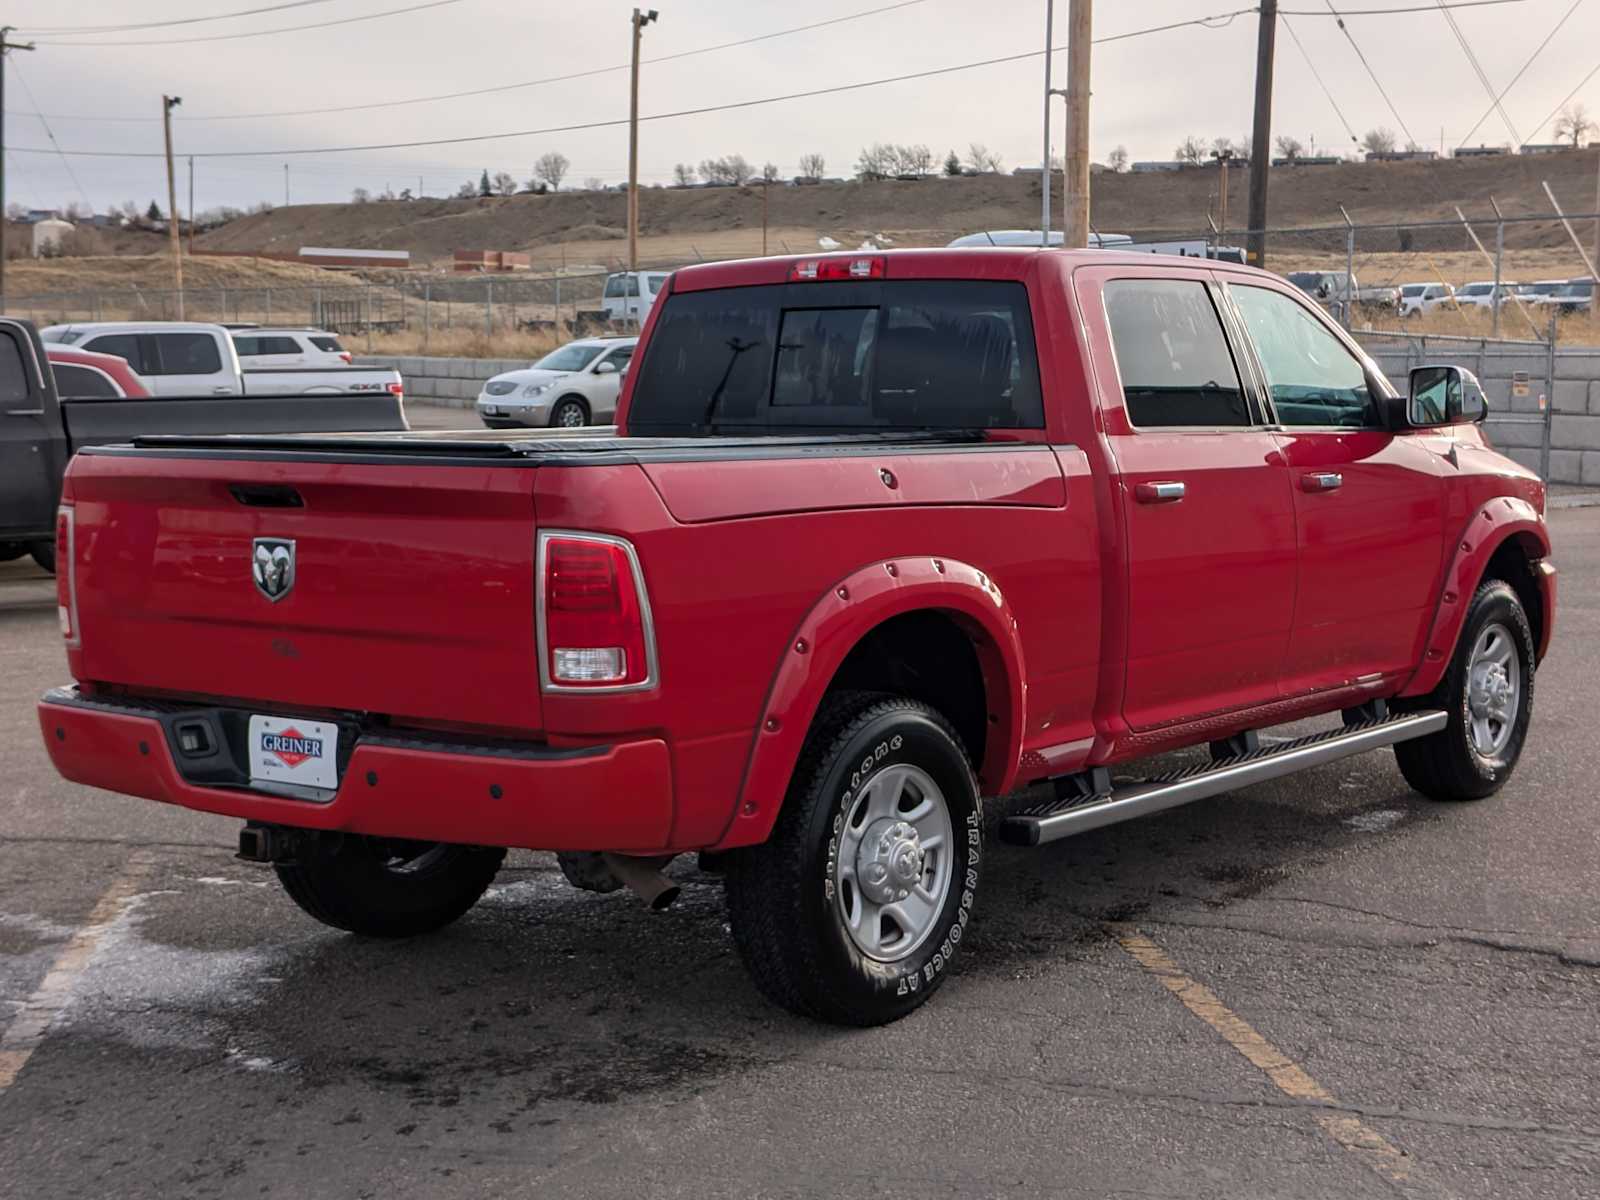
[{"xmin": 252, "ymin": 538, "xmax": 296, "ymax": 602}]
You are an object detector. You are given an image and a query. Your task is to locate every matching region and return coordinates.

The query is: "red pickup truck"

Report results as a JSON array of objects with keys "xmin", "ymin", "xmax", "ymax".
[{"xmin": 39, "ymin": 249, "xmax": 1555, "ymax": 1026}]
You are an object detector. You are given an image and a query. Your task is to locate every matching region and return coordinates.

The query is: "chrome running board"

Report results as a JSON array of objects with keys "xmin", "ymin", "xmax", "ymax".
[{"xmin": 999, "ymin": 710, "xmax": 1448, "ymax": 847}]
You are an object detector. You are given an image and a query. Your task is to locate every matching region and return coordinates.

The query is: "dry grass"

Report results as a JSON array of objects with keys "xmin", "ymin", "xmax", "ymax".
[
  {"xmin": 7, "ymin": 253, "xmax": 354, "ymax": 296},
  {"xmin": 362, "ymin": 327, "xmax": 565, "ymax": 359},
  {"xmin": 1353, "ymin": 302, "xmax": 1599, "ymax": 344}
]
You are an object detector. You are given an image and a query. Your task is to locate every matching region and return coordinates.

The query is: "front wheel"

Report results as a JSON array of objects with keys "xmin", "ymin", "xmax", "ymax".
[
  {"xmin": 275, "ymin": 836, "xmax": 505, "ymax": 937},
  {"xmin": 1395, "ymin": 579, "xmax": 1534, "ymax": 800},
  {"xmin": 725, "ymin": 694, "xmax": 983, "ymax": 1026},
  {"xmin": 550, "ymin": 398, "xmax": 588, "ymax": 429}
]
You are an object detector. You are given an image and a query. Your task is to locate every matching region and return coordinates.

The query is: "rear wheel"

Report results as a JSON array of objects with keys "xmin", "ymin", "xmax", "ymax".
[
  {"xmin": 550, "ymin": 397, "xmax": 588, "ymax": 429},
  {"xmin": 275, "ymin": 836, "xmax": 505, "ymax": 937},
  {"xmin": 29, "ymin": 540, "xmax": 55, "ymax": 574},
  {"xmin": 1395, "ymin": 580, "xmax": 1534, "ymax": 800},
  {"xmin": 724, "ymin": 694, "xmax": 983, "ymax": 1026}
]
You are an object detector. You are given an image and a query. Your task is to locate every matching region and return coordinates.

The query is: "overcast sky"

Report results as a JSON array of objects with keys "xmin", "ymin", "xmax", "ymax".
[{"xmin": 3, "ymin": 0, "xmax": 1597, "ymax": 214}]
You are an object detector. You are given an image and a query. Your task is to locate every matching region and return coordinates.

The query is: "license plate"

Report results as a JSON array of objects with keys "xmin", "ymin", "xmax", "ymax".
[{"xmin": 248, "ymin": 715, "xmax": 339, "ymax": 791}]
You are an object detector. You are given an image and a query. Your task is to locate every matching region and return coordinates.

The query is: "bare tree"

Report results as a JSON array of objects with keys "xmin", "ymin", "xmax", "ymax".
[
  {"xmin": 672, "ymin": 162, "xmax": 696, "ymax": 187},
  {"xmin": 1274, "ymin": 134, "xmax": 1304, "ymax": 161},
  {"xmin": 63, "ymin": 200, "xmax": 90, "ymax": 221},
  {"xmin": 1361, "ymin": 127, "xmax": 1398, "ymax": 156},
  {"xmin": 1174, "ymin": 136, "xmax": 1207, "ymax": 165},
  {"xmin": 1106, "ymin": 145, "xmax": 1129, "ymax": 173},
  {"xmin": 351, "ymin": 187, "xmax": 372, "ymax": 204},
  {"xmin": 798, "ymin": 152, "xmax": 826, "ymax": 182},
  {"xmin": 900, "ymin": 143, "xmax": 934, "ymax": 176},
  {"xmin": 1555, "ymin": 103, "xmax": 1595, "ymax": 148},
  {"xmin": 761, "ymin": 161, "xmax": 781, "ymax": 183},
  {"xmin": 966, "ymin": 143, "xmax": 1003, "ymax": 173},
  {"xmin": 582, "ymin": 177, "xmax": 605, "ymax": 191},
  {"xmin": 454, "ymin": 180, "xmax": 478, "ymax": 199},
  {"xmin": 699, "ymin": 155, "xmax": 754, "ymax": 185},
  {"xmin": 491, "ymin": 171, "xmax": 518, "ymax": 196},
  {"xmin": 120, "ymin": 200, "xmax": 142, "ymax": 221},
  {"xmin": 1210, "ymin": 136, "xmax": 1235, "ymax": 158},
  {"xmin": 4, "ymin": 201, "xmax": 25, "ymax": 220},
  {"xmin": 856, "ymin": 144, "xmax": 896, "ymax": 181},
  {"xmin": 534, "ymin": 151, "xmax": 570, "ymax": 191}
]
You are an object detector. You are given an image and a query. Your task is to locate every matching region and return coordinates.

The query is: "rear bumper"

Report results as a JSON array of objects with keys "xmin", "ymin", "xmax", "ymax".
[{"xmin": 38, "ymin": 688, "xmax": 673, "ymax": 852}]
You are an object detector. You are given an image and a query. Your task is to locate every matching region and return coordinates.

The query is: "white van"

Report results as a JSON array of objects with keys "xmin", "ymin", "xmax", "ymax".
[{"xmin": 602, "ymin": 270, "xmax": 671, "ymax": 325}]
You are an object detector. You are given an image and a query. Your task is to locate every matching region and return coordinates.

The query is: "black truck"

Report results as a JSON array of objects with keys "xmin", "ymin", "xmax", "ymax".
[{"xmin": 1, "ymin": 317, "xmax": 409, "ymax": 572}]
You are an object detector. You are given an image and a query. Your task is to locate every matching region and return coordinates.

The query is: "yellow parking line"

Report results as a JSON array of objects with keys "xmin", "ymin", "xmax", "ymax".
[
  {"xmin": 1113, "ymin": 926, "xmax": 1418, "ymax": 1189},
  {"xmin": 0, "ymin": 853, "xmax": 154, "ymax": 1095}
]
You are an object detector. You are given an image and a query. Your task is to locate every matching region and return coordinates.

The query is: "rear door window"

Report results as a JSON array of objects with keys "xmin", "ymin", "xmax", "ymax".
[
  {"xmin": 0, "ymin": 330, "xmax": 30, "ymax": 403},
  {"xmin": 628, "ymin": 279, "xmax": 1042, "ymax": 433},
  {"xmin": 150, "ymin": 333, "xmax": 223, "ymax": 376},
  {"xmin": 1102, "ymin": 279, "xmax": 1249, "ymax": 427},
  {"xmin": 82, "ymin": 333, "xmax": 146, "ymax": 374}
]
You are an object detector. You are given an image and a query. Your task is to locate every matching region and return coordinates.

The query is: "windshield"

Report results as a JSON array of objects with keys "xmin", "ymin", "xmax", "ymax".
[
  {"xmin": 533, "ymin": 343, "xmax": 606, "ymax": 372},
  {"xmin": 1400, "ymin": 285, "xmax": 1425, "ymax": 297},
  {"xmin": 1459, "ymin": 284, "xmax": 1491, "ymax": 296},
  {"xmin": 1287, "ymin": 273, "xmax": 1322, "ymax": 287}
]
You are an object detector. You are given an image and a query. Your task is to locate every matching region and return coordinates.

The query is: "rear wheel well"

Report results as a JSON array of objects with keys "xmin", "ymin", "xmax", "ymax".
[
  {"xmin": 823, "ymin": 611, "xmax": 989, "ymax": 774},
  {"xmin": 1484, "ymin": 534, "xmax": 1545, "ymax": 658}
]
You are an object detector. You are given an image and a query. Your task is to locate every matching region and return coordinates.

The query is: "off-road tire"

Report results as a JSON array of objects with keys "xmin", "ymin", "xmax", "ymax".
[
  {"xmin": 275, "ymin": 836, "xmax": 505, "ymax": 937},
  {"xmin": 550, "ymin": 398, "xmax": 588, "ymax": 429},
  {"xmin": 29, "ymin": 540, "xmax": 55, "ymax": 574},
  {"xmin": 1395, "ymin": 579, "xmax": 1534, "ymax": 801},
  {"xmin": 724, "ymin": 693, "xmax": 983, "ymax": 1026}
]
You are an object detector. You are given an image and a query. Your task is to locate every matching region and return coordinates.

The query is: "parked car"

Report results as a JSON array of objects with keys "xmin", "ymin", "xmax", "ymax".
[
  {"xmin": 38, "ymin": 249, "xmax": 1554, "ymax": 1027},
  {"xmin": 1516, "ymin": 279, "xmax": 1567, "ymax": 303},
  {"xmin": 1530, "ymin": 277, "xmax": 1593, "ymax": 314},
  {"xmin": 45, "ymin": 345, "xmax": 151, "ymax": 398},
  {"xmin": 1, "ymin": 318, "xmax": 407, "ymax": 574},
  {"xmin": 475, "ymin": 336, "xmax": 636, "ymax": 428},
  {"xmin": 601, "ymin": 271, "xmax": 671, "ymax": 324},
  {"xmin": 1455, "ymin": 280, "xmax": 1522, "ymax": 310},
  {"xmin": 231, "ymin": 327, "xmax": 351, "ymax": 369},
  {"xmin": 39, "ymin": 322, "xmax": 399, "ymax": 398},
  {"xmin": 1398, "ymin": 282, "xmax": 1455, "ymax": 317},
  {"xmin": 1286, "ymin": 270, "xmax": 1399, "ymax": 314}
]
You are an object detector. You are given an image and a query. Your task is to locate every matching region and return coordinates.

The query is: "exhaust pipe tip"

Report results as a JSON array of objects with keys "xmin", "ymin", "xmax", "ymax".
[{"xmin": 601, "ymin": 853, "xmax": 681, "ymax": 911}]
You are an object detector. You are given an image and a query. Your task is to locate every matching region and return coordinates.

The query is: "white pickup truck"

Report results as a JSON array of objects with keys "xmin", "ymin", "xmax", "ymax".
[{"xmin": 39, "ymin": 322, "xmax": 402, "ymax": 399}]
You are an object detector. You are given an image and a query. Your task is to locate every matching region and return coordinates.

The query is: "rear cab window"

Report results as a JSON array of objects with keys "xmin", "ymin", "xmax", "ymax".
[
  {"xmin": 82, "ymin": 333, "xmax": 147, "ymax": 374},
  {"xmin": 309, "ymin": 336, "xmax": 344, "ymax": 353},
  {"xmin": 150, "ymin": 333, "xmax": 223, "ymax": 376},
  {"xmin": 52, "ymin": 363, "xmax": 120, "ymax": 398},
  {"xmin": 628, "ymin": 279, "xmax": 1042, "ymax": 434}
]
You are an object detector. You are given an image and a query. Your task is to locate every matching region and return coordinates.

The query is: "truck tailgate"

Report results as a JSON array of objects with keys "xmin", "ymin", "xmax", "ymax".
[{"xmin": 65, "ymin": 452, "xmax": 541, "ymax": 732}]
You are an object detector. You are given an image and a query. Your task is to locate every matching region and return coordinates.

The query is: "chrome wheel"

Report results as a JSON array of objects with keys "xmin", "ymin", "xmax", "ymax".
[
  {"xmin": 554, "ymin": 401, "xmax": 586, "ymax": 428},
  {"xmin": 1466, "ymin": 621, "xmax": 1519, "ymax": 758},
  {"xmin": 833, "ymin": 764, "xmax": 954, "ymax": 962}
]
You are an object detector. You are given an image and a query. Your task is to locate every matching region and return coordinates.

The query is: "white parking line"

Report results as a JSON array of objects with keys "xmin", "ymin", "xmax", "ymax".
[{"xmin": 0, "ymin": 853, "xmax": 154, "ymax": 1094}]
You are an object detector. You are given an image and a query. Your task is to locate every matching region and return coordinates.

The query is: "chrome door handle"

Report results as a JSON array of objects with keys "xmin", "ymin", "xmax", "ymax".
[
  {"xmin": 1135, "ymin": 481, "xmax": 1186, "ymax": 503},
  {"xmin": 1301, "ymin": 472, "xmax": 1344, "ymax": 492},
  {"xmin": 6, "ymin": 408, "xmax": 45, "ymax": 417},
  {"xmin": 212, "ymin": 386, "xmax": 233, "ymax": 394}
]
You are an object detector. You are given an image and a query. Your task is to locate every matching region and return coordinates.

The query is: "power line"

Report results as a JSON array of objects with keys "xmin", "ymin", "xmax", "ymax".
[
  {"xmin": 19, "ymin": 1, "xmax": 932, "ymax": 123},
  {"xmin": 1457, "ymin": 0, "xmax": 1582, "ymax": 146},
  {"xmin": 1323, "ymin": 1, "xmax": 1419, "ymax": 146},
  {"xmin": 8, "ymin": 58, "xmax": 93, "ymax": 214},
  {"xmin": 1436, "ymin": 0, "xmax": 1522, "ymax": 144},
  {"xmin": 1281, "ymin": 0, "xmax": 1522, "ymax": 10},
  {"xmin": 19, "ymin": 1, "xmax": 342, "ymax": 37},
  {"xmin": 31, "ymin": 0, "xmax": 466, "ymax": 47},
  {"xmin": 1526, "ymin": 58, "xmax": 1600, "ymax": 142},
  {"xmin": 6, "ymin": 9, "xmax": 1261, "ymax": 158},
  {"xmin": 1280, "ymin": 14, "xmax": 1360, "ymax": 144}
]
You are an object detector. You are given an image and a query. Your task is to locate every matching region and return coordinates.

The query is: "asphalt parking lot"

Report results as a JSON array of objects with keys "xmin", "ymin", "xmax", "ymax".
[{"xmin": 0, "ymin": 503, "xmax": 1595, "ymax": 1200}]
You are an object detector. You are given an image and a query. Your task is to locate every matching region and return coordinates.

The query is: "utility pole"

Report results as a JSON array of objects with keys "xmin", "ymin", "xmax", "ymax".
[
  {"xmin": 1041, "ymin": 0, "xmax": 1054, "ymax": 245},
  {"xmin": 284, "ymin": 163, "xmax": 289, "ymax": 207},
  {"xmin": 187, "ymin": 156, "xmax": 194, "ymax": 255},
  {"xmin": 1246, "ymin": 0, "xmax": 1278, "ymax": 267},
  {"xmin": 761, "ymin": 179, "xmax": 769, "ymax": 255},
  {"xmin": 162, "ymin": 95, "xmax": 184, "ymax": 319},
  {"xmin": 0, "ymin": 27, "xmax": 37, "ymax": 312},
  {"xmin": 1060, "ymin": 0, "xmax": 1092, "ymax": 248},
  {"xmin": 627, "ymin": 8, "xmax": 659, "ymax": 273},
  {"xmin": 1215, "ymin": 149, "xmax": 1234, "ymax": 247}
]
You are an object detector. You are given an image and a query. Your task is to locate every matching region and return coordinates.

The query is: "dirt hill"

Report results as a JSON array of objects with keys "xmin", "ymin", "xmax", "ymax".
[{"xmin": 193, "ymin": 149, "xmax": 1600, "ymax": 271}]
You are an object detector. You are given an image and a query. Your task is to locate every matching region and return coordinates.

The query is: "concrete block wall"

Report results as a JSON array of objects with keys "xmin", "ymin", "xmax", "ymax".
[
  {"xmin": 1358, "ymin": 335, "xmax": 1600, "ymax": 484},
  {"xmin": 356, "ymin": 355, "xmax": 531, "ymax": 408}
]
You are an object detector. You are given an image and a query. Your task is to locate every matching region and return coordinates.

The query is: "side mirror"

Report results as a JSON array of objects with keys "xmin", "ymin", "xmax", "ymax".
[
  {"xmin": 594, "ymin": 360, "xmax": 617, "ymax": 375},
  {"xmin": 1407, "ymin": 364, "xmax": 1486, "ymax": 427}
]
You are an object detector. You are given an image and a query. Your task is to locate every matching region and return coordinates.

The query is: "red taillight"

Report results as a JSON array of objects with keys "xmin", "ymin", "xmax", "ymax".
[
  {"xmin": 789, "ymin": 255, "xmax": 887, "ymax": 282},
  {"xmin": 387, "ymin": 381, "xmax": 404, "ymax": 396},
  {"xmin": 56, "ymin": 506, "xmax": 79, "ymax": 647},
  {"xmin": 340, "ymin": 352, "xmax": 353, "ymax": 364},
  {"xmin": 538, "ymin": 532, "xmax": 655, "ymax": 690}
]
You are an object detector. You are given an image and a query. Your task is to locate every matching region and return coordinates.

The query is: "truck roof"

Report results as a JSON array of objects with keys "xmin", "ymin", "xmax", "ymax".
[{"xmin": 669, "ymin": 247, "xmax": 1288, "ymax": 294}]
